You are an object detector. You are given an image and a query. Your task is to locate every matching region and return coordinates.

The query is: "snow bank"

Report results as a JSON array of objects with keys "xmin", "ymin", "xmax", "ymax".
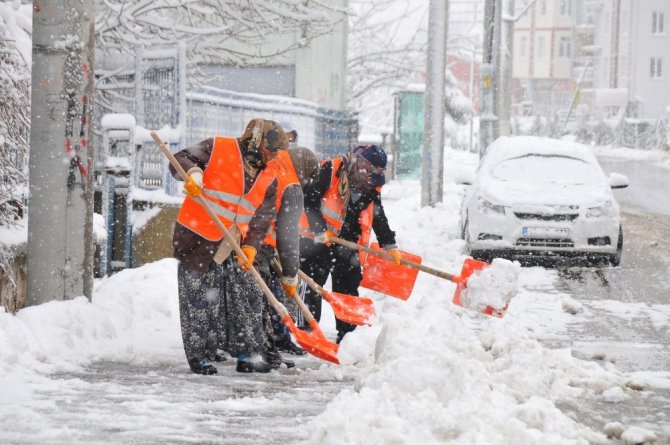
[
  {"xmin": 0, "ymin": 259, "xmax": 183, "ymax": 384},
  {"xmin": 304, "ymin": 151, "xmax": 629, "ymax": 444}
]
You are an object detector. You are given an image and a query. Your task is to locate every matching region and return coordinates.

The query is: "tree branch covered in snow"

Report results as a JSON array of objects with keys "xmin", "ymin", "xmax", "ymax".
[
  {"xmin": 0, "ymin": 2, "xmax": 31, "ymax": 290},
  {"xmin": 347, "ymin": 0, "xmax": 427, "ymax": 104},
  {"xmin": 347, "ymin": 0, "xmax": 472, "ymax": 134},
  {"xmin": 0, "ymin": 3, "xmax": 30, "ymax": 230},
  {"xmin": 96, "ymin": 0, "xmax": 344, "ymax": 66}
]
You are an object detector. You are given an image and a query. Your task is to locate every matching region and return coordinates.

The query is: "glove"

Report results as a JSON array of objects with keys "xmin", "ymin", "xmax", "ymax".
[
  {"xmin": 280, "ymin": 275, "xmax": 299, "ymax": 297},
  {"xmin": 183, "ymin": 171, "xmax": 203, "ymax": 197},
  {"xmin": 313, "ymin": 230, "xmax": 335, "ymax": 246},
  {"xmin": 236, "ymin": 245, "xmax": 256, "ymax": 270},
  {"xmin": 387, "ymin": 248, "xmax": 402, "ymax": 266}
]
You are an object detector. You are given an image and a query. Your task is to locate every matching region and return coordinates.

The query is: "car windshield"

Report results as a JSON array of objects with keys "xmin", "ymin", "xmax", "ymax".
[{"xmin": 490, "ymin": 154, "xmax": 602, "ymax": 185}]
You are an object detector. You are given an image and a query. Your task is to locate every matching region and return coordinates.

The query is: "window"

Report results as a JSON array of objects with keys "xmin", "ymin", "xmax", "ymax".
[
  {"xmin": 559, "ymin": 37, "xmax": 572, "ymax": 58},
  {"xmin": 650, "ymin": 57, "xmax": 663, "ymax": 78},
  {"xmin": 520, "ymin": 36, "xmax": 528, "ymax": 58},
  {"xmin": 560, "ymin": 0, "xmax": 572, "ymax": 16},
  {"xmin": 652, "ymin": 12, "xmax": 665, "ymax": 34},
  {"xmin": 537, "ymin": 36, "xmax": 546, "ymax": 58},
  {"xmin": 540, "ymin": 0, "xmax": 547, "ymax": 15}
]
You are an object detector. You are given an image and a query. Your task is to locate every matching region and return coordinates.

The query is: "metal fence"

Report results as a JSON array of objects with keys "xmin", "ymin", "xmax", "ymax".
[{"xmin": 96, "ymin": 49, "xmax": 358, "ymax": 196}]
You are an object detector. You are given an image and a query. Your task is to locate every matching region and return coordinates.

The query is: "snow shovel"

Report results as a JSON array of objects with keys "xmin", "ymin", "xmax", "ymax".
[
  {"xmin": 329, "ymin": 236, "xmax": 509, "ymax": 317},
  {"xmin": 151, "ymin": 132, "xmax": 339, "ymax": 364},
  {"xmin": 271, "ymin": 258, "xmax": 375, "ymax": 326}
]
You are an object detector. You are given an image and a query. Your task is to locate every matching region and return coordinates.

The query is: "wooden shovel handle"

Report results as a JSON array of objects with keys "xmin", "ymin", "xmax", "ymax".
[
  {"xmin": 328, "ymin": 236, "xmax": 456, "ymax": 281},
  {"xmin": 150, "ymin": 132, "xmax": 290, "ymax": 319}
]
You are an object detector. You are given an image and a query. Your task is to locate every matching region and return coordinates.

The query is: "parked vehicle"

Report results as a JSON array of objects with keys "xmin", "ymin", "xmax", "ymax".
[{"xmin": 459, "ymin": 136, "xmax": 629, "ymax": 266}]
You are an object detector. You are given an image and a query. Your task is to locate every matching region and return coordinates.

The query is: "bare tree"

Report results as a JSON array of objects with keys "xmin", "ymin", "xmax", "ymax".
[
  {"xmin": 95, "ymin": 0, "xmax": 344, "ymax": 69},
  {"xmin": 347, "ymin": 0, "xmax": 428, "ymax": 131},
  {"xmin": 348, "ymin": 0, "xmax": 473, "ymax": 134},
  {"xmin": 0, "ymin": 2, "xmax": 31, "ymax": 290}
]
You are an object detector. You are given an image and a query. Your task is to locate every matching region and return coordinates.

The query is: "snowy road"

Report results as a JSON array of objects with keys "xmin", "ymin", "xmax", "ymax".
[{"xmin": 553, "ymin": 210, "xmax": 670, "ymax": 440}]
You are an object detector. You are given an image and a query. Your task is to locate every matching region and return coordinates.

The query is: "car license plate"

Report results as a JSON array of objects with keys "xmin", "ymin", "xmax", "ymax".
[{"xmin": 522, "ymin": 227, "xmax": 570, "ymax": 237}]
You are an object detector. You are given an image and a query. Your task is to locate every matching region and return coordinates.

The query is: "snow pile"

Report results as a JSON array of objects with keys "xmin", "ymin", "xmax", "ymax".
[
  {"xmin": 459, "ymin": 258, "xmax": 520, "ymax": 312},
  {"xmin": 308, "ymin": 303, "xmax": 627, "ymax": 444},
  {"xmin": 304, "ymin": 167, "xmax": 629, "ymax": 444},
  {"xmin": 621, "ymin": 426, "xmax": 657, "ymax": 445},
  {"xmin": 0, "ymin": 259, "xmax": 183, "ymax": 381}
]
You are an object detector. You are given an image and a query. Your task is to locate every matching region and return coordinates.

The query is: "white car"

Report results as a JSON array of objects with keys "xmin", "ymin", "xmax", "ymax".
[{"xmin": 459, "ymin": 136, "xmax": 629, "ymax": 266}]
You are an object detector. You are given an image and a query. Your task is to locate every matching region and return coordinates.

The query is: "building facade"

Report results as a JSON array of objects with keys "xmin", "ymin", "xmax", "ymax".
[
  {"xmin": 512, "ymin": 0, "xmax": 670, "ymax": 123},
  {"xmin": 586, "ymin": 0, "xmax": 669, "ymax": 120},
  {"xmin": 513, "ymin": 0, "xmax": 576, "ymax": 117}
]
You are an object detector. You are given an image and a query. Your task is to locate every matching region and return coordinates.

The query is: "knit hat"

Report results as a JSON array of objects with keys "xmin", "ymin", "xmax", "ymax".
[
  {"xmin": 287, "ymin": 146, "xmax": 318, "ymax": 189},
  {"xmin": 352, "ymin": 144, "xmax": 387, "ymax": 169}
]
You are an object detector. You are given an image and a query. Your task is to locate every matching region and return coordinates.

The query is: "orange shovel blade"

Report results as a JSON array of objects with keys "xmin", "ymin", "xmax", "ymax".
[
  {"xmin": 282, "ymin": 316, "xmax": 339, "ymax": 364},
  {"xmin": 324, "ymin": 291, "xmax": 376, "ymax": 326},
  {"xmin": 359, "ymin": 243, "xmax": 422, "ymax": 300},
  {"xmin": 452, "ymin": 258, "xmax": 507, "ymax": 318}
]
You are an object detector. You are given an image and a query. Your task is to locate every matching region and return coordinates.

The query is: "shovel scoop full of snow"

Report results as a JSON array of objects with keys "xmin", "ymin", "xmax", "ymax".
[{"xmin": 452, "ymin": 258, "xmax": 520, "ymax": 317}]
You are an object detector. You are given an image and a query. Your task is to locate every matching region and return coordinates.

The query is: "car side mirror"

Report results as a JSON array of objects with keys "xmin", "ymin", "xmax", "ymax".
[
  {"xmin": 609, "ymin": 172, "xmax": 629, "ymax": 189},
  {"xmin": 455, "ymin": 171, "xmax": 475, "ymax": 186}
]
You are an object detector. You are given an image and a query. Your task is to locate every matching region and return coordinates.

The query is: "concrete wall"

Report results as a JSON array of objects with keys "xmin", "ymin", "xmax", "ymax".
[{"xmin": 131, "ymin": 203, "xmax": 181, "ymax": 268}]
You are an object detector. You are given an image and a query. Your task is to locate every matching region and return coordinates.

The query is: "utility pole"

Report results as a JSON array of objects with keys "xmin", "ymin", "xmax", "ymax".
[
  {"xmin": 480, "ymin": 0, "xmax": 502, "ymax": 156},
  {"xmin": 28, "ymin": 1, "xmax": 96, "ymax": 305},
  {"xmin": 499, "ymin": 0, "xmax": 515, "ymax": 137},
  {"xmin": 421, "ymin": 0, "xmax": 449, "ymax": 207}
]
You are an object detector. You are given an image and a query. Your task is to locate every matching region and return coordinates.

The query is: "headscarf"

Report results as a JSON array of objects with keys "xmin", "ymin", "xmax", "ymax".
[{"xmin": 239, "ymin": 119, "xmax": 289, "ymax": 169}]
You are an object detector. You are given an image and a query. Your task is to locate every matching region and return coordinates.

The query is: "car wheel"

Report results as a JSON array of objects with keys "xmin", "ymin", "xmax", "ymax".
[{"xmin": 608, "ymin": 226, "xmax": 623, "ymax": 267}]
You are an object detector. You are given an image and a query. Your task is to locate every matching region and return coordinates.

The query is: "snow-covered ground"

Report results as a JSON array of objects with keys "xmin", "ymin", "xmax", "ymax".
[{"xmin": 1, "ymin": 147, "xmax": 669, "ymax": 444}]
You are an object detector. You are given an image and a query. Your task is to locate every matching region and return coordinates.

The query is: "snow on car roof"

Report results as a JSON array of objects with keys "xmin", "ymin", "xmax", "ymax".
[{"xmin": 484, "ymin": 136, "xmax": 599, "ymax": 166}]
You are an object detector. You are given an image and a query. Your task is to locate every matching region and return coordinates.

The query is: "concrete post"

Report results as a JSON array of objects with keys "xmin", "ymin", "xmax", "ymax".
[
  {"xmin": 421, "ymin": 0, "xmax": 449, "ymax": 207},
  {"xmin": 499, "ymin": 0, "xmax": 515, "ymax": 137},
  {"xmin": 480, "ymin": 0, "xmax": 502, "ymax": 157},
  {"xmin": 27, "ymin": 1, "xmax": 96, "ymax": 304}
]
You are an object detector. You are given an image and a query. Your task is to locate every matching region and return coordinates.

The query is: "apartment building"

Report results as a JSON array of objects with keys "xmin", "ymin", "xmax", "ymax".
[
  {"xmin": 585, "ymin": 0, "xmax": 670, "ymax": 120},
  {"xmin": 512, "ymin": 0, "xmax": 576, "ymax": 117}
]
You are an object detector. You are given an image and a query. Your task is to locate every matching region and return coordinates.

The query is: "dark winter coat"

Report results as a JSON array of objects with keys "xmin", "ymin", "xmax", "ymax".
[{"xmin": 304, "ymin": 159, "xmax": 397, "ymax": 248}]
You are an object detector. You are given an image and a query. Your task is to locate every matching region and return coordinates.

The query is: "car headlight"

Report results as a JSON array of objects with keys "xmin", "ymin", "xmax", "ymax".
[
  {"xmin": 586, "ymin": 200, "xmax": 613, "ymax": 218},
  {"xmin": 477, "ymin": 197, "xmax": 506, "ymax": 215}
]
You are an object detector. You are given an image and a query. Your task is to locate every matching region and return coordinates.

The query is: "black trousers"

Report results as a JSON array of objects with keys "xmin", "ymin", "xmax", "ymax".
[{"xmin": 299, "ymin": 236, "xmax": 362, "ymax": 335}]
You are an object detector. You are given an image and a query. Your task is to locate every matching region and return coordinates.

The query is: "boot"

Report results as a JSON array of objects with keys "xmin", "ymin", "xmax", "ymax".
[
  {"xmin": 236, "ymin": 355, "xmax": 273, "ymax": 373},
  {"xmin": 265, "ymin": 349, "xmax": 296, "ymax": 369},
  {"xmin": 275, "ymin": 339, "xmax": 306, "ymax": 356},
  {"xmin": 189, "ymin": 359, "xmax": 218, "ymax": 375}
]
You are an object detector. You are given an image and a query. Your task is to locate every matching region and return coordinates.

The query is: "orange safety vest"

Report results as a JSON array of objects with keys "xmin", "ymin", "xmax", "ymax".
[
  {"xmin": 176, "ymin": 137, "xmax": 276, "ymax": 242},
  {"xmin": 299, "ymin": 157, "xmax": 374, "ymax": 246},
  {"xmin": 264, "ymin": 150, "xmax": 300, "ymax": 248}
]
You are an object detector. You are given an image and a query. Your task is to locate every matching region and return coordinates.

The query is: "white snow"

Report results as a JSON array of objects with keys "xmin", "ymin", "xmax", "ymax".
[
  {"xmin": 621, "ymin": 426, "xmax": 657, "ymax": 445},
  {"xmin": 459, "ymin": 258, "xmax": 520, "ymax": 312},
  {"xmin": 1, "ymin": 145, "xmax": 667, "ymax": 443}
]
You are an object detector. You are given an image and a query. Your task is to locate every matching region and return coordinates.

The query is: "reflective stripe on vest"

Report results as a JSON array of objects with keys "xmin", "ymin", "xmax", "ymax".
[
  {"xmin": 264, "ymin": 150, "xmax": 300, "ymax": 248},
  {"xmin": 176, "ymin": 137, "xmax": 276, "ymax": 242}
]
